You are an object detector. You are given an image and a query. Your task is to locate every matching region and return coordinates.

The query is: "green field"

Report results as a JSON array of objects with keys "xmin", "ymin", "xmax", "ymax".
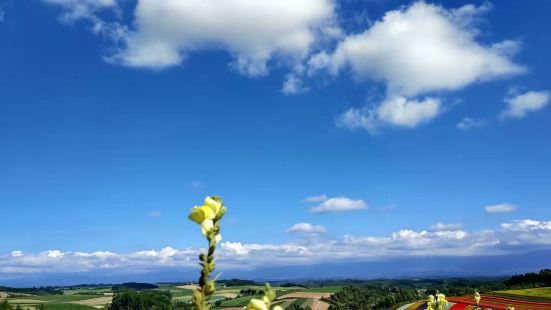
[
  {"xmin": 495, "ymin": 287, "xmax": 551, "ymax": 298},
  {"xmin": 33, "ymin": 304, "xmax": 96, "ymax": 310},
  {"xmin": 218, "ymin": 294, "xmax": 262, "ymax": 307},
  {"xmin": 306, "ymin": 286, "xmax": 343, "ymax": 293}
]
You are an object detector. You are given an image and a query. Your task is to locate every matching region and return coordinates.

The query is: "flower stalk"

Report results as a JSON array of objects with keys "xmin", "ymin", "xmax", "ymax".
[{"xmin": 188, "ymin": 196, "xmax": 226, "ymax": 310}]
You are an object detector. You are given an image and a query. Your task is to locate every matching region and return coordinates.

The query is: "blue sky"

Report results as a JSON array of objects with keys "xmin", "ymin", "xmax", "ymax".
[{"xmin": 0, "ymin": 0, "xmax": 550, "ymax": 283}]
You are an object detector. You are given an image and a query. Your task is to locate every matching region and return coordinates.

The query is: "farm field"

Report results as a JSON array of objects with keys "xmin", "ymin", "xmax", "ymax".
[
  {"xmin": 1, "ymin": 284, "xmax": 339, "ymax": 309},
  {"xmin": 2, "ymin": 293, "xmax": 107, "ymax": 309},
  {"xmin": 211, "ymin": 285, "xmax": 338, "ymax": 309},
  {"xmin": 3, "ymin": 282, "xmax": 551, "ymax": 309}
]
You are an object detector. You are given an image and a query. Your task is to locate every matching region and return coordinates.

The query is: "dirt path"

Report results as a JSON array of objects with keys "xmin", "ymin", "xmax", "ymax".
[
  {"xmin": 71, "ymin": 296, "xmax": 112, "ymax": 307},
  {"xmin": 176, "ymin": 284, "xmax": 199, "ymax": 290},
  {"xmin": 311, "ymin": 300, "xmax": 330, "ymax": 310}
]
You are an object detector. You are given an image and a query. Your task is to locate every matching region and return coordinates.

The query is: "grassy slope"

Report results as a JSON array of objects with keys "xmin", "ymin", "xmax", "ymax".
[
  {"xmin": 490, "ymin": 287, "xmax": 551, "ymax": 303},
  {"xmin": 495, "ymin": 287, "xmax": 551, "ymax": 298}
]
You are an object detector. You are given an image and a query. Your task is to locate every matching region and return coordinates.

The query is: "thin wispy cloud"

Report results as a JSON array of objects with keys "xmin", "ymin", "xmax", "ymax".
[
  {"xmin": 457, "ymin": 117, "xmax": 486, "ymax": 130},
  {"xmin": 147, "ymin": 211, "xmax": 162, "ymax": 218},
  {"xmin": 431, "ymin": 223, "xmax": 463, "ymax": 231},
  {"xmin": 303, "ymin": 194, "xmax": 329, "ymax": 203},
  {"xmin": 282, "ymin": 74, "xmax": 309, "ymax": 95},
  {"xmin": 485, "ymin": 203, "xmax": 517, "ymax": 214}
]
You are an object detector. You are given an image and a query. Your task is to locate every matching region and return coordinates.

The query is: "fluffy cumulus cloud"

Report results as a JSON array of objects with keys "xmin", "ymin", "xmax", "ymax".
[
  {"xmin": 307, "ymin": 196, "xmax": 367, "ymax": 213},
  {"xmin": 319, "ymin": 2, "xmax": 524, "ymax": 132},
  {"xmin": 312, "ymin": 2, "xmax": 523, "ymax": 95},
  {"xmin": 287, "ymin": 223, "xmax": 326, "ymax": 234},
  {"xmin": 40, "ymin": 0, "xmax": 531, "ymax": 110},
  {"xmin": 3, "ymin": 219, "xmax": 550, "ymax": 278},
  {"xmin": 501, "ymin": 90, "xmax": 550, "ymax": 119},
  {"xmin": 485, "ymin": 203, "xmax": 517, "ymax": 214},
  {"xmin": 338, "ymin": 96, "xmax": 441, "ymax": 132},
  {"xmin": 107, "ymin": 0, "xmax": 338, "ymax": 75}
]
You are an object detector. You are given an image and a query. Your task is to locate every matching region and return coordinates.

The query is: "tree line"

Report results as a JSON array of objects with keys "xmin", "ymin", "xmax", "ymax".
[
  {"xmin": 505, "ymin": 269, "xmax": 551, "ymax": 287},
  {"xmin": 106, "ymin": 288, "xmax": 196, "ymax": 310},
  {"xmin": 325, "ymin": 285, "xmax": 425, "ymax": 310}
]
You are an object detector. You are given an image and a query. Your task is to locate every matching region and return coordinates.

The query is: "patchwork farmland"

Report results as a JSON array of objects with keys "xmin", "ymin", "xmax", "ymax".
[{"xmin": 2, "ymin": 278, "xmax": 551, "ymax": 309}]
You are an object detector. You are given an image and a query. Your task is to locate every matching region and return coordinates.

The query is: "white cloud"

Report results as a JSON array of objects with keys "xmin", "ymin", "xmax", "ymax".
[
  {"xmin": 485, "ymin": 203, "xmax": 517, "ymax": 214},
  {"xmin": 309, "ymin": 196, "xmax": 367, "ymax": 213},
  {"xmin": 282, "ymin": 74, "xmax": 309, "ymax": 95},
  {"xmin": 287, "ymin": 223, "xmax": 326, "ymax": 234},
  {"xmin": 456, "ymin": 117, "xmax": 486, "ymax": 130},
  {"xmin": 311, "ymin": 2, "xmax": 524, "ymax": 133},
  {"xmin": 2, "ymin": 219, "xmax": 551, "ymax": 278},
  {"xmin": 501, "ymin": 90, "xmax": 550, "ymax": 119},
  {"xmin": 108, "ymin": 0, "xmax": 337, "ymax": 75},
  {"xmin": 499, "ymin": 220, "xmax": 551, "ymax": 247},
  {"xmin": 431, "ymin": 223, "xmax": 463, "ymax": 231},
  {"xmin": 337, "ymin": 96, "xmax": 441, "ymax": 132},
  {"xmin": 303, "ymin": 194, "xmax": 329, "ymax": 203},
  {"xmin": 310, "ymin": 2, "xmax": 524, "ymax": 96},
  {"xmin": 221, "ymin": 242, "xmax": 309, "ymax": 258},
  {"xmin": 10, "ymin": 251, "xmax": 23, "ymax": 258}
]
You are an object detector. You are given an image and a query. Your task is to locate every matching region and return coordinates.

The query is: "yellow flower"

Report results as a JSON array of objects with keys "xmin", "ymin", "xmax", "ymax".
[
  {"xmin": 188, "ymin": 205, "xmax": 215, "ymax": 224},
  {"xmin": 427, "ymin": 295, "xmax": 435, "ymax": 310},
  {"xmin": 204, "ymin": 196, "xmax": 222, "ymax": 215},
  {"xmin": 437, "ymin": 293, "xmax": 448, "ymax": 310},
  {"xmin": 272, "ymin": 307, "xmax": 283, "ymax": 310},
  {"xmin": 214, "ymin": 234, "xmax": 222, "ymax": 244},
  {"xmin": 474, "ymin": 291, "xmax": 480, "ymax": 305},
  {"xmin": 244, "ymin": 298, "xmax": 268, "ymax": 310}
]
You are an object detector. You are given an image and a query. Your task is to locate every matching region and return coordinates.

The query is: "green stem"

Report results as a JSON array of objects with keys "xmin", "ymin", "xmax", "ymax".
[{"xmin": 193, "ymin": 221, "xmax": 220, "ymax": 310}]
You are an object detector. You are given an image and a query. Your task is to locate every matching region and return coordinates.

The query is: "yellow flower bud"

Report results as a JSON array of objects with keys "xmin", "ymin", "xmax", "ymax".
[
  {"xmin": 205, "ymin": 280, "xmax": 216, "ymax": 295},
  {"xmin": 215, "ymin": 234, "xmax": 222, "ymax": 244},
  {"xmin": 272, "ymin": 306, "xmax": 283, "ymax": 310},
  {"xmin": 245, "ymin": 299, "xmax": 268, "ymax": 310}
]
